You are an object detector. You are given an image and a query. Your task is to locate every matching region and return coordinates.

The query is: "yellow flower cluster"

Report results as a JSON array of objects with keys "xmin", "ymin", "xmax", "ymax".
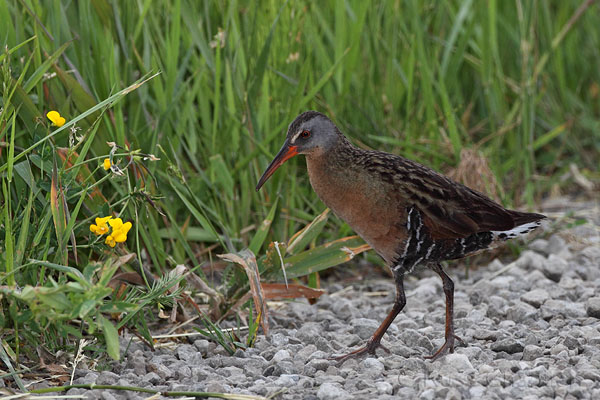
[{"xmin": 89, "ymin": 216, "xmax": 132, "ymax": 247}]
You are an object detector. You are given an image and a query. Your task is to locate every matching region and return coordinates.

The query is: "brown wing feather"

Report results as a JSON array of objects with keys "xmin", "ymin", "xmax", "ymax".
[{"xmin": 358, "ymin": 150, "xmax": 519, "ymax": 240}]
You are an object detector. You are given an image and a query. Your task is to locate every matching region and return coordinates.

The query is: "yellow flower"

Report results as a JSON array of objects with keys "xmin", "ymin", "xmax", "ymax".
[
  {"xmin": 105, "ymin": 235, "xmax": 116, "ymax": 247},
  {"xmin": 89, "ymin": 216, "xmax": 112, "ymax": 235},
  {"xmin": 103, "ymin": 158, "xmax": 112, "ymax": 170},
  {"xmin": 46, "ymin": 111, "xmax": 66, "ymax": 127},
  {"xmin": 108, "ymin": 218, "xmax": 133, "ymax": 243}
]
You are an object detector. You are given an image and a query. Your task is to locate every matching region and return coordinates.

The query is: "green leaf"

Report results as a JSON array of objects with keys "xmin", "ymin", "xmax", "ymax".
[
  {"xmin": 532, "ymin": 123, "xmax": 566, "ymax": 150},
  {"xmin": 248, "ymin": 198, "xmax": 278, "ymax": 255},
  {"xmin": 283, "ymin": 236, "xmax": 370, "ymax": 279},
  {"xmin": 286, "ymin": 208, "xmax": 330, "ymax": 255},
  {"xmin": 99, "ymin": 315, "xmax": 120, "ymax": 360},
  {"xmin": 38, "ymin": 290, "xmax": 71, "ymax": 311},
  {"xmin": 209, "ymin": 154, "xmax": 234, "ymax": 199}
]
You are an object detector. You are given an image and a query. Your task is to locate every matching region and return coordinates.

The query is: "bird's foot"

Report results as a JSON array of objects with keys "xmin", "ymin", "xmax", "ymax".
[
  {"xmin": 329, "ymin": 338, "xmax": 390, "ymax": 363},
  {"xmin": 424, "ymin": 333, "xmax": 465, "ymax": 361}
]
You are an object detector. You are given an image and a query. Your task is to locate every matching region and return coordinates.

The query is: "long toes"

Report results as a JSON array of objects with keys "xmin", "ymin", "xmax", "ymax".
[
  {"xmin": 330, "ymin": 340, "xmax": 384, "ymax": 362},
  {"xmin": 424, "ymin": 337, "xmax": 458, "ymax": 361},
  {"xmin": 378, "ymin": 343, "xmax": 391, "ymax": 354},
  {"xmin": 452, "ymin": 333, "xmax": 465, "ymax": 345},
  {"xmin": 329, "ymin": 347, "xmax": 368, "ymax": 362}
]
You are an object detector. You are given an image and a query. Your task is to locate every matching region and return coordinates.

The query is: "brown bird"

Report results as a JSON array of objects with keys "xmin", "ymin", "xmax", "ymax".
[{"xmin": 256, "ymin": 111, "xmax": 545, "ymax": 361}]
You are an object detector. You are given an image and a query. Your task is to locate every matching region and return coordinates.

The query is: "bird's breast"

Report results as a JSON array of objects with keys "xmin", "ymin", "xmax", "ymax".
[{"xmin": 306, "ymin": 157, "xmax": 407, "ymax": 264}]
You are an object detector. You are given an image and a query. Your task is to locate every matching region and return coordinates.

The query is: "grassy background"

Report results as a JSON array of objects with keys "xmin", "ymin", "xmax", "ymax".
[{"xmin": 1, "ymin": 0, "xmax": 599, "ymax": 376}]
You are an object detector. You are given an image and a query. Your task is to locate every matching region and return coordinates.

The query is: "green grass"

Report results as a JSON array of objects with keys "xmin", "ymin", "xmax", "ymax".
[{"xmin": 0, "ymin": 0, "xmax": 599, "ymax": 386}]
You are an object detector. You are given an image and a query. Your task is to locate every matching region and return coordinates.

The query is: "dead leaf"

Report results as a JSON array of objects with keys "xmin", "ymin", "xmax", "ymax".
[
  {"xmin": 261, "ymin": 283, "xmax": 325, "ymax": 300},
  {"xmin": 218, "ymin": 250, "xmax": 269, "ymax": 335}
]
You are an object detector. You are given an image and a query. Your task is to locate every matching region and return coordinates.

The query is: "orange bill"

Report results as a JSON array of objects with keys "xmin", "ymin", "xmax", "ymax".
[{"xmin": 256, "ymin": 141, "xmax": 298, "ymax": 191}]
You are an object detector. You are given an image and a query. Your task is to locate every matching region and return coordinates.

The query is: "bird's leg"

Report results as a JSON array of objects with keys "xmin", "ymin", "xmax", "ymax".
[
  {"xmin": 331, "ymin": 274, "xmax": 406, "ymax": 362},
  {"xmin": 425, "ymin": 263, "xmax": 464, "ymax": 361}
]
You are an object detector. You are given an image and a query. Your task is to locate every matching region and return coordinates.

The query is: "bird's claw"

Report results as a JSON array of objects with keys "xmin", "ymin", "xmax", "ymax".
[
  {"xmin": 329, "ymin": 339, "xmax": 389, "ymax": 363},
  {"xmin": 425, "ymin": 333, "xmax": 464, "ymax": 361}
]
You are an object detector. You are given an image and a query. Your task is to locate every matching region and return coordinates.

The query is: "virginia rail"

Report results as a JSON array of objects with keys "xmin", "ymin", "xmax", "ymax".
[{"xmin": 256, "ymin": 111, "xmax": 546, "ymax": 361}]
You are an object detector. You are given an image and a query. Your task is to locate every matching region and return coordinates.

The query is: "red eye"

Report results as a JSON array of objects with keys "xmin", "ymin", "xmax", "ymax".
[{"xmin": 301, "ymin": 130, "xmax": 311, "ymax": 138}]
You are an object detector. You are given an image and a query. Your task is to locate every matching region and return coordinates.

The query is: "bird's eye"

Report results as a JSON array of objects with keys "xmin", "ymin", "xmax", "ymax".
[{"xmin": 301, "ymin": 130, "xmax": 311, "ymax": 138}]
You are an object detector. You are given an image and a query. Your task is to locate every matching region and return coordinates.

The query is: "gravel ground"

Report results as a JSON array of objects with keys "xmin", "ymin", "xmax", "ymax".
[{"xmin": 64, "ymin": 211, "xmax": 600, "ymax": 399}]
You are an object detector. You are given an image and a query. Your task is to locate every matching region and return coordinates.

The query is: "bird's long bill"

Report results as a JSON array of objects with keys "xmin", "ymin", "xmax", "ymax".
[{"xmin": 256, "ymin": 141, "xmax": 298, "ymax": 191}]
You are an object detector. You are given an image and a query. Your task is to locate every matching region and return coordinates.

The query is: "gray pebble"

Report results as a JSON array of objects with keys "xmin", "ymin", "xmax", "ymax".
[
  {"xmin": 522, "ymin": 345, "xmax": 544, "ymax": 361},
  {"xmin": 520, "ymin": 288, "xmax": 549, "ymax": 308},
  {"xmin": 359, "ymin": 357, "xmax": 384, "ymax": 376},
  {"xmin": 491, "ymin": 339, "xmax": 524, "ymax": 354},
  {"xmin": 375, "ymin": 381, "xmax": 393, "ymax": 395},
  {"xmin": 96, "ymin": 371, "xmax": 119, "ymax": 385},
  {"xmin": 398, "ymin": 328, "xmax": 432, "ymax": 350},
  {"xmin": 440, "ymin": 353, "xmax": 475, "ymax": 372},
  {"xmin": 272, "ymin": 349, "xmax": 292, "ymax": 362},
  {"xmin": 585, "ymin": 296, "xmax": 600, "ymax": 318},
  {"xmin": 350, "ymin": 318, "xmax": 380, "ymax": 340},
  {"xmin": 543, "ymin": 254, "xmax": 567, "ymax": 282},
  {"xmin": 541, "ymin": 299, "xmax": 587, "ymax": 320},
  {"xmin": 317, "ymin": 382, "xmax": 350, "ymax": 400}
]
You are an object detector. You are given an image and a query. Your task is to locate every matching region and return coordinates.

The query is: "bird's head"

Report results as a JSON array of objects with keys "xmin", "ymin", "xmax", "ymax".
[{"xmin": 256, "ymin": 111, "xmax": 339, "ymax": 191}]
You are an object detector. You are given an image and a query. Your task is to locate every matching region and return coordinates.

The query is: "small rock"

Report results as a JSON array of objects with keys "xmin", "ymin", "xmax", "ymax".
[
  {"xmin": 472, "ymin": 329, "xmax": 498, "ymax": 341},
  {"xmin": 441, "ymin": 353, "xmax": 474, "ymax": 372},
  {"xmin": 296, "ymin": 344, "xmax": 318, "ymax": 361},
  {"xmin": 317, "ymin": 382, "xmax": 350, "ymax": 400},
  {"xmin": 491, "ymin": 339, "xmax": 524, "ymax": 354},
  {"xmin": 550, "ymin": 344, "xmax": 568, "ymax": 355},
  {"xmin": 506, "ymin": 302, "xmax": 538, "ymax": 323},
  {"xmin": 469, "ymin": 385, "xmax": 486, "ymax": 398},
  {"xmin": 398, "ymin": 329, "xmax": 431, "ymax": 350},
  {"xmin": 331, "ymin": 298, "xmax": 355, "ymax": 320},
  {"xmin": 96, "ymin": 371, "xmax": 119, "ymax": 385},
  {"xmin": 222, "ymin": 366, "xmax": 244, "ymax": 377},
  {"xmin": 490, "ymin": 275, "xmax": 514, "ymax": 289},
  {"xmin": 101, "ymin": 392, "xmax": 118, "ymax": 400},
  {"xmin": 522, "ymin": 345, "xmax": 543, "ymax": 361},
  {"xmin": 375, "ymin": 381, "xmax": 393, "ymax": 395},
  {"xmin": 289, "ymin": 300, "xmax": 316, "ymax": 320},
  {"xmin": 305, "ymin": 358, "xmax": 330, "ymax": 372},
  {"xmin": 176, "ymin": 344, "xmax": 197, "ymax": 362},
  {"xmin": 74, "ymin": 372, "xmax": 98, "ymax": 385},
  {"xmin": 272, "ymin": 349, "xmax": 291, "ymax": 362},
  {"xmin": 543, "ymin": 255, "xmax": 567, "ymax": 282},
  {"xmin": 296, "ymin": 322, "xmax": 322, "ymax": 344},
  {"xmin": 150, "ymin": 362, "xmax": 174, "ymax": 380},
  {"xmin": 270, "ymin": 332, "xmax": 289, "ymax": 347},
  {"xmin": 233, "ymin": 348, "xmax": 246, "ymax": 358},
  {"xmin": 268, "ymin": 360, "xmax": 298, "ymax": 376},
  {"xmin": 541, "ymin": 299, "xmax": 586, "ymax": 320},
  {"xmin": 350, "ymin": 318, "xmax": 381, "ymax": 340},
  {"xmin": 521, "ymin": 288, "xmax": 549, "ymax": 308},
  {"xmin": 143, "ymin": 371, "xmax": 161, "ymax": 385},
  {"xmin": 193, "ymin": 339, "xmax": 210, "ymax": 355},
  {"xmin": 529, "ymin": 239, "xmax": 549, "ymax": 255},
  {"xmin": 206, "ymin": 382, "xmax": 227, "ymax": 393},
  {"xmin": 585, "ymin": 297, "xmax": 600, "ymax": 318},
  {"xmin": 360, "ymin": 358, "xmax": 385, "ymax": 375},
  {"xmin": 274, "ymin": 374, "xmax": 298, "ymax": 387},
  {"xmin": 546, "ymin": 235, "xmax": 568, "ymax": 256}
]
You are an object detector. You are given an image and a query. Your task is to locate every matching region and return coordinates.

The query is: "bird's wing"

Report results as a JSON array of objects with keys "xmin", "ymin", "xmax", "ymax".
[{"xmin": 367, "ymin": 151, "xmax": 516, "ymax": 240}]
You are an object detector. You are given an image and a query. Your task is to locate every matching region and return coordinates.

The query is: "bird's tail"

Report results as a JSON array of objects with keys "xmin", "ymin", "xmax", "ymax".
[{"xmin": 491, "ymin": 219, "xmax": 544, "ymax": 241}]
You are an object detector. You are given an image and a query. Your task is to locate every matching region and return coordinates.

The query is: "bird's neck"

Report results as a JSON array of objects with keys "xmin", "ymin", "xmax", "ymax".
[
  {"xmin": 305, "ymin": 139, "xmax": 365, "ymax": 208},
  {"xmin": 305, "ymin": 136, "xmax": 359, "ymax": 171}
]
